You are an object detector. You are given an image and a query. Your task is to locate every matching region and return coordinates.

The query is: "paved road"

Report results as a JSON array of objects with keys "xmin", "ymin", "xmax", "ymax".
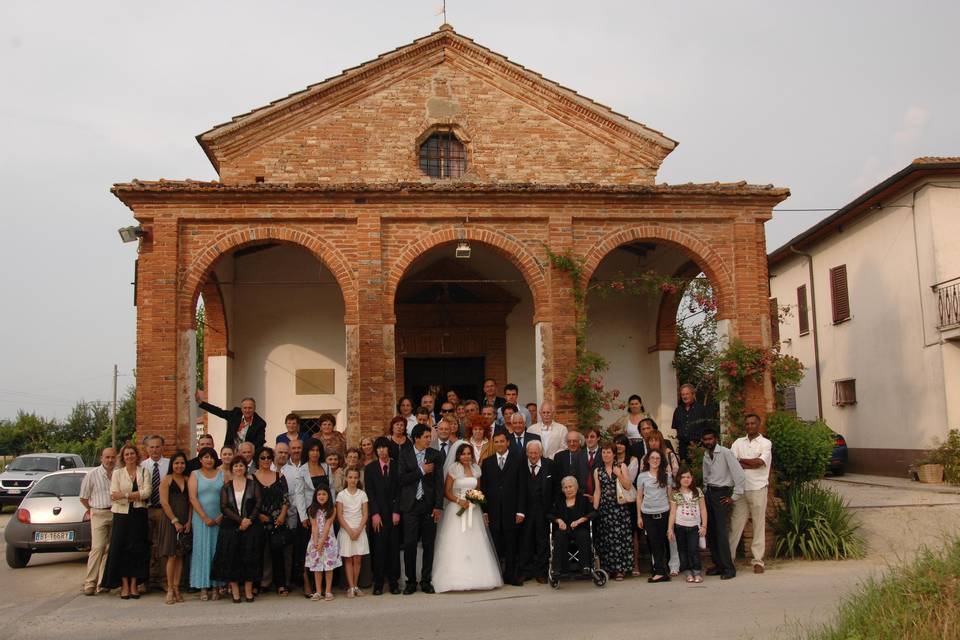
[{"xmin": 1, "ymin": 478, "xmax": 957, "ymax": 640}]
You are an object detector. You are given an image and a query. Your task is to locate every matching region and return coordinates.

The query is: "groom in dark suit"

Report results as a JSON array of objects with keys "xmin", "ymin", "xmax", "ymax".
[
  {"xmin": 398, "ymin": 424, "xmax": 444, "ymax": 594},
  {"xmin": 481, "ymin": 431, "xmax": 527, "ymax": 586}
]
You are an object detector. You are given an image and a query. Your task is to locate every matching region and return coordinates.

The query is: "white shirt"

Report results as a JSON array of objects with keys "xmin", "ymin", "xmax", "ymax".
[
  {"xmin": 79, "ymin": 465, "xmax": 113, "ymax": 509},
  {"xmin": 529, "ymin": 421, "xmax": 568, "ymax": 460},
  {"xmin": 730, "ymin": 434, "xmax": 772, "ymax": 491},
  {"xmin": 140, "ymin": 457, "xmax": 169, "ymax": 482},
  {"xmin": 497, "ymin": 451, "xmax": 509, "ymax": 468},
  {"xmin": 404, "ymin": 414, "xmax": 417, "ymax": 436}
]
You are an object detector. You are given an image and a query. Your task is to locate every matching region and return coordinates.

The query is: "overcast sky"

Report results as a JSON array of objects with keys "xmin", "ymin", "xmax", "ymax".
[{"xmin": 1, "ymin": 1, "xmax": 958, "ymax": 419}]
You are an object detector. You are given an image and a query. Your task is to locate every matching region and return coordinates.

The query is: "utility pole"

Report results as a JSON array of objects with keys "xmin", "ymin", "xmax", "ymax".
[{"xmin": 111, "ymin": 364, "xmax": 118, "ymax": 449}]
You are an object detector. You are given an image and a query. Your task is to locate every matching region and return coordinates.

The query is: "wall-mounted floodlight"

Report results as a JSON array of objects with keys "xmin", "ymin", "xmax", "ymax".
[
  {"xmin": 118, "ymin": 226, "xmax": 145, "ymax": 243},
  {"xmin": 455, "ymin": 240, "xmax": 471, "ymax": 259}
]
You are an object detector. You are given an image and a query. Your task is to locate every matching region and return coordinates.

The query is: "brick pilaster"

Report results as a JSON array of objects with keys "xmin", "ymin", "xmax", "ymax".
[{"xmin": 135, "ymin": 216, "xmax": 180, "ymax": 451}]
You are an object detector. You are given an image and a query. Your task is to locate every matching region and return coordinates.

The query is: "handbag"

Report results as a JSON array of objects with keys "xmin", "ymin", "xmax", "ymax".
[
  {"xmin": 269, "ymin": 524, "xmax": 294, "ymax": 550},
  {"xmin": 176, "ymin": 529, "xmax": 192, "ymax": 555},
  {"xmin": 615, "ymin": 466, "xmax": 638, "ymax": 505}
]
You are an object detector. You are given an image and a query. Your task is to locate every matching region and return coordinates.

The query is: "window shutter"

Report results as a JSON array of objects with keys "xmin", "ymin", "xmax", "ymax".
[
  {"xmin": 830, "ymin": 265, "xmax": 850, "ymax": 323},
  {"xmin": 797, "ymin": 285, "xmax": 810, "ymax": 335},
  {"xmin": 769, "ymin": 297, "xmax": 780, "ymax": 344}
]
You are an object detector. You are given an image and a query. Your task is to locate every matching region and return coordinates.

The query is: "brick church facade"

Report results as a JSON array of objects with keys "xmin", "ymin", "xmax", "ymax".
[{"xmin": 113, "ymin": 26, "xmax": 788, "ymax": 449}]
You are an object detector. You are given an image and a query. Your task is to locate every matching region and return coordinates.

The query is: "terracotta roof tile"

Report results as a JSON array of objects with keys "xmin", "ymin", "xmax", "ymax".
[{"xmin": 912, "ymin": 156, "xmax": 960, "ymax": 165}]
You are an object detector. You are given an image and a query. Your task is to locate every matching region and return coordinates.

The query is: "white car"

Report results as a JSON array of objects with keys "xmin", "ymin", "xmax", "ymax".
[{"xmin": 4, "ymin": 468, "xmax": 93, "ymax": 568}]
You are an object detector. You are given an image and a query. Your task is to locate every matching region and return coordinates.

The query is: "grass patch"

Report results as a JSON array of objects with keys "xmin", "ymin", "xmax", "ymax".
[{"xmin": 804, "ymin": 536, "xmax": 960, "ymax": 639}]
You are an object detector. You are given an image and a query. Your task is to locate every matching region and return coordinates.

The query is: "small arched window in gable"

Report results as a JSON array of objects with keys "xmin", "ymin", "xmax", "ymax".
[{"xmin": 418, "ymin": 130, "xmax": 467, "ymax": 179}]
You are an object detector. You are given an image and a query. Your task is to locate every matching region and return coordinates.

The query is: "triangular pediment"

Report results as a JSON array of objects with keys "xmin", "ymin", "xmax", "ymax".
[{"xmin": 198, "ymin": 25, "xmax": 677, "ymax": 185}]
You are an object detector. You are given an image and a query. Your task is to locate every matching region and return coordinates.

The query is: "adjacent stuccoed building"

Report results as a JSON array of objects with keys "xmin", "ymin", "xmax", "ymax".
[{"xmin": 768, "ymin": 157, "xmax": 960, "ymax": 476}]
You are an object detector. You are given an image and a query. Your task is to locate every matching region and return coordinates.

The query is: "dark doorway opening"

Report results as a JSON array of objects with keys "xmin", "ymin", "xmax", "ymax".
[{"xmin": 403, "ymin": 357, "xmax": 485, "ymax": 404}]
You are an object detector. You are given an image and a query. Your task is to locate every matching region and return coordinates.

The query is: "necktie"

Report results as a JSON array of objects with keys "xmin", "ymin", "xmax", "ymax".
[
  {"xmin": 586, "ymin": 453, "xmax": 594, "ymax": 495},
  {"xmin": 441, "ymin": 442, "xmax": 447, "ymax": 456},
  {"xmin": 415, "ymin": 449, "xmax": 425, "ymax": 500},
  {"xmin": 531, "ymin": 464, "xmax": 538, "ymax": 478},
  {"xmin": 150, "ymin": 461, "xmax": 160, "ymax": 506},
  {"xmin": 383, "ymin": 464, "xmax": 388, "ymax": 477},
  {"xmin": 498, "ymin": 455, "xmax": 505, "ymax": 470}
]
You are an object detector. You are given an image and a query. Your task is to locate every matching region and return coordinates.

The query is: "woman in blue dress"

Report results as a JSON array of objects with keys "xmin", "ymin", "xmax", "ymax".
[{"xmin": 188, "ymin": 446, "xmax": 223, "ymax": 600}]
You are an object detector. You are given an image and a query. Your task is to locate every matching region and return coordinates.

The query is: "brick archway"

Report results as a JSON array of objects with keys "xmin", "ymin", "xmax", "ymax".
[
  {"xmin": 384, "ymin": 226, "xmax": 549, "ymax": 324},
  {"xmin": 581, "ymin": 225, "xmax": 734, "ymax": 319},
  {"xmin": 180, "ymin": 224, "xmax": 358, "ymax": 325}
]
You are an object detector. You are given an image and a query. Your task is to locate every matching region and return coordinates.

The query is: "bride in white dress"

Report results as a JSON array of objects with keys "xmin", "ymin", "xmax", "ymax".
[{"xmin": 432, "ymin": 441, "xmax": 503, "ymax": 593}]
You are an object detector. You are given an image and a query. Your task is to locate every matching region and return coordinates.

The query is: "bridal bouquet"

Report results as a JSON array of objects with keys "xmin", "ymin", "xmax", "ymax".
[{"xmin": 457, "ymin": 489, "xmax": 486, "ymax": 516}]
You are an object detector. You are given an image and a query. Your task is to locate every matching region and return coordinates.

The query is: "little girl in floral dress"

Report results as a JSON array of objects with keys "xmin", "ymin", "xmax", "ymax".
[{"xmin": 305, "ymin": 485, "xmax": 341, "ymax": 601}]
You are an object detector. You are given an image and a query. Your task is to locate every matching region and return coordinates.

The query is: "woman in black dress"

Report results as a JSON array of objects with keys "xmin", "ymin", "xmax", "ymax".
[
  {"xmin": 548, "ymin": 475, "xmax": 596, "ymax": 573},
  {"xmin": 385, "ymin": 415, "xmax": 409, "ymax": 461},
  {"xmin": 157, "ymin": 451, "xmax": 192, "ymax": 604},
  {"xmin": 101, "ymin": 443, "xmax": 151, "ymax": 599},
  {"xmin": 592, "ymin": 441, "xmax": 634, "ymax": 580},
  {"xmin": 211, "ymin": 458, "xmax": 263, "ymax": 603},
  {"xmin": 253, "ymin": 446, "xmax": 290, "ymax": 596}
]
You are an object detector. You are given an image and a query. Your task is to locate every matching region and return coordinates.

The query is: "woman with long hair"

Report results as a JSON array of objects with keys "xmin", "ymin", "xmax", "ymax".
[
  {"xmin": 157, "ymin": 451, "xmax": 192, "ymax": 604},
  {"xmin": 637, "ymin": 450, "xmax": 673, "ymax": 583},
  {"xmin": 296, "ymin": 438, "xmax": 329, "ymax": 594},
  {"xmin": 101, "ymin": 442, "xmax": 151, "ymax": 599}
]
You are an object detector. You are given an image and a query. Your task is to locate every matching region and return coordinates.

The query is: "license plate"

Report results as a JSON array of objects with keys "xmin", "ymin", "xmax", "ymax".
[
  {"xmin": 34, "ymin": 531, "xmax": 74, "ymax": 543},
  {"xmin": 7, "ymin": 489, "xmax": 21, "ymax": 495}
]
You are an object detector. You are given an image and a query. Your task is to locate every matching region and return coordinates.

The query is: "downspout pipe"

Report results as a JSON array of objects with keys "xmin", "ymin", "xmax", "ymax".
[{"xmin": 789, "ymin": 245, "xmax": 824, "ymax": 420}]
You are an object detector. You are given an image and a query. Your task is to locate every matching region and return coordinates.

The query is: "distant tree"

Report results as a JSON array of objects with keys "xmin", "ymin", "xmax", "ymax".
[
  {"xmin": 0, "ymin": 385, "xmax": 136, "ymax": 464},
  {"xmin": 673, "ymin": 278, "xmax": 720, "ymax": 410}
]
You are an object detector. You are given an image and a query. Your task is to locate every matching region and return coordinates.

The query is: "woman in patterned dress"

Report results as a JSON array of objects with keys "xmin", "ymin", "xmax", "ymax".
[{"xmin": 592, "ymin": 441, "xmax": 634, "ymax": 580}]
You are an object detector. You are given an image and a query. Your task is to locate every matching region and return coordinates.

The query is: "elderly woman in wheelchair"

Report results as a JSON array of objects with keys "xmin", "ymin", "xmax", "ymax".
[{"xmin": 548, "ymin": 476, "xmax": 607, "ymax": 587}]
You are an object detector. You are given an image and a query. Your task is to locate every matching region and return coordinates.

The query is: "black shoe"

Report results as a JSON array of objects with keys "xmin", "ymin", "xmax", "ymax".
[
  {"xmin": 403, "ymin": 583, "xmax": 417, "ymax": 595},
  {"xmin": 647, "ymin": 575, "xmax": 670, "ymax": 583},
  {"xmin": 389, "ymin": 583, "xmax": 401, "ymax": 595},
  {"xmin": 120, "ymin": 594, "xmax": 130, "ymax": 600},
  {"xmin": 720, "ymin": 573, "xmax": 736, "ymax": 580},
  {"xmin": 129, "ymin": 593, "xmax": 140, "ymax": 600},
  {"xmin": 506, "ymin": 578, "xmax": 523, "ymax": 587},
  {"xmin": 232, "ymin": 596, "xmax": 242, "ymax": 604},
  {"xmin": 705, "ymin": 567, "xmax": 722, "ymax": 576},
  {"xmin": 420, "ymin": 582, "xmax": 435, "ymax": 594},
  {"xmin": 372, "ymin": 585, "xmax": 384, "ymax": 596}
]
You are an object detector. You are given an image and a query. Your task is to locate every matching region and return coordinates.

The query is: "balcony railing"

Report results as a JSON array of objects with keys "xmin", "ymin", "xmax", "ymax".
[{"xmin": 933, "ymin": 277, "xmax": 960, "ymax": 329}]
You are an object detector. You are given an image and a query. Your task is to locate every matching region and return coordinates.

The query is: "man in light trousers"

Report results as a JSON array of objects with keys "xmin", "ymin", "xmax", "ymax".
[
  {"xmin": 79, "ymin": 447, "xmax": 116, "ymax": 594},
  {"xmin": 729, "ymin": 413, "xmax": 772, "ymax": 573}
]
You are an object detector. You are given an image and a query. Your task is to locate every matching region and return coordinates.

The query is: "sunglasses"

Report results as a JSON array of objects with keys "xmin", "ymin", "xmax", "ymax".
[
  {"xmin": 441, "ymin": 408, "xmax": 454, "ymax": 413},
  {"xmin": 259, "ymin": 455, "xmax": 273, "ymax": 461}
]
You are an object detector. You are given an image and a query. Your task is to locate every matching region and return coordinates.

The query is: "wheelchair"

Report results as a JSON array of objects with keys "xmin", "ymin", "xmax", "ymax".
[{"xmin": 547, "ymin": 520, "xmax": 608, "ymax": 588}]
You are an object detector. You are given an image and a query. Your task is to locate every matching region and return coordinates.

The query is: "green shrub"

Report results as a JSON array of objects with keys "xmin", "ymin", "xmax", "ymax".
[
  {"xmin": 804, "ymin": 537, "xmax": 960, "ymax": 639},
  {"xmin": 767, "ymin": 411, "xmax": 835, "ymax": 489},
  {"xmin": 922, "ymin": 429, "xmax": 960, "ymax": 485},
  {"xmin": 773, "ymin": 483, "xmax": 864, "ymax": 560}
]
